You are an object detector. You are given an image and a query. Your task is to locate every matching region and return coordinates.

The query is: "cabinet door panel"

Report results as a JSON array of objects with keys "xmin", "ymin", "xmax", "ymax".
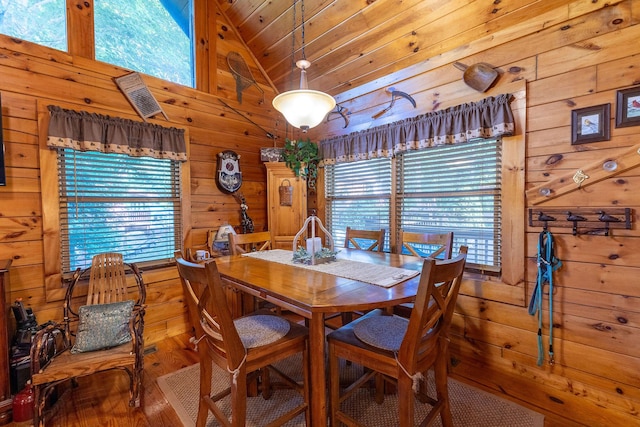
[{"xmin": 266, "ymin": 163, "xmax": 307, "ymax": 250}]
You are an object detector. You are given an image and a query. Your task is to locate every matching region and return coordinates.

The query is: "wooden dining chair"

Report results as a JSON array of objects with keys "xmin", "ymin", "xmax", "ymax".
[
  {"xmin": 394, "ymin": 231, "xmax": 455, "ymax": 318},
  {"xmin": 30, "ymin": 253, "xmax": 146, "ymax": 427},
  {"xmin": 175, "ymin": 254, "xmax": 310, "ymax": 427},
  {"xmin": 327, "ymin": 246, "xmax": 467, "ymax": 427},
  {"xmin": 228, "ymin": 230, "xmax": 272, "ymax": 254},
  {"xmin": 330, "ymin": 227, "xmax": 386, "ymax": 327},
  {"xmin": 398, "ymin": 230, "xmax": 454, "ymax": 259},
  {"xmin": 344, "ymin": 227, "xmax": 385, "ymax": 252},
  {"xmin": 228, "ymin": 231, "xmax": 279, "ymax": 313}
]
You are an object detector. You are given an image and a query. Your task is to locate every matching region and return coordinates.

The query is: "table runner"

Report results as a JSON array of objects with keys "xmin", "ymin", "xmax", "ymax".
[{"xmin": 242, "ymin": 249, "xmax": 419, "ymax": 288}]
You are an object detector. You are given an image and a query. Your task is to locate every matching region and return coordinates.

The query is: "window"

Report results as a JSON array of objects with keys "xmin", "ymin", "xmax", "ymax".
[
  {"xmin": 325, "ymin": 158, "xmax": 392, "ymax": 251},
  {"xmin": 58, "ymin": 149, "xmax": 182, "ymax": 272},
  {"xmin": 0, "ymin": 0, "xmax": 67, "ymax": 51},
  {"xmin": 325, "ymin": 138, "xmax": 502, "ymax": 271},
  {"xmin": 94, "ymin": 0, "xmax": 194, "ymax": 87}
]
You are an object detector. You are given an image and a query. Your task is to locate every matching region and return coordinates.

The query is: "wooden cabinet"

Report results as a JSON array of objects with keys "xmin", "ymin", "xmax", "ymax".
[
  {"xmin": 265, "ymin": 163, "xmax": 307, "ymax": 250},
  {"xmin": 0, "ymin": 259, "xmax": 12, "ymax": 424}
]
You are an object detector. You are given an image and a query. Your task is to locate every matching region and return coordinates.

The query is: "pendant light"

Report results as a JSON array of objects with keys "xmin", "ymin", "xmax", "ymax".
[{"xmin": 272, "ymin": 0, "xmax": 335, "ymax": 132}]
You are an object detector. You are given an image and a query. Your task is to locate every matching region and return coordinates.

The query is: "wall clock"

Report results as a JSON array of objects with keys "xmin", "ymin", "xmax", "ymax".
[{"xmin": 216, "ymin": 150, "xmax": 242, "ymax": 193}]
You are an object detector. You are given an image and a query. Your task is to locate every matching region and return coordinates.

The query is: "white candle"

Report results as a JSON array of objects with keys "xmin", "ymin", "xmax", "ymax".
[{"xmin": 306, "ymin": 237, "xmax": 322, "ymax": 254}]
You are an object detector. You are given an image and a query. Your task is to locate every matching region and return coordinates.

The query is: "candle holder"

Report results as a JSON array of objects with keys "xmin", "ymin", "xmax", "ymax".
[{"xmin": 292, "ymin": 215, "xmax": 337, "ymax": 265}]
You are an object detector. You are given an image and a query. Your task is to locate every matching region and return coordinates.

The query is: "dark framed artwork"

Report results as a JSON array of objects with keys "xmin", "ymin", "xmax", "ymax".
[
  {"xmin": 571, "ymin": 103, "xmax": 610, "ymax": 145},
  {"xmin": 615, "ymin": 86, "xmax": 640, "ymax": 128}
]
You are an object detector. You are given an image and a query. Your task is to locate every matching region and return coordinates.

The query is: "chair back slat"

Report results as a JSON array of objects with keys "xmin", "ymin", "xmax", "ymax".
[
  {"xmin": 175, "ymin": 255, "xmax": 246, "ymax": 368},
  {"xmin": 86, "ymin": 252, "xmax": 129, "ymax": 305},
  {"xmin": 398, "ymin": 246, "xmax": 467, "ymax": 368},
  {"xmin": 399, "ymin": 231, "xmax": 454, "ymax": 259},
  {"xmin": 344, "ymin": 227, "xmax": 385, "ymax": 252},
  {"xmin": 228, "ymin": 231, "xmax": 273, "ymax": 255}
]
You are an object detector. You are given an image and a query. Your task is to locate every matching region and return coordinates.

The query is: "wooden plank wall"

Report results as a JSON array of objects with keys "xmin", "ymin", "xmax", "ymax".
[
  {"xmin": 307, "ymin": 1, "xmax": 640, "ymax": 425},
  {"xmin": 0, "ymin": 1, "xmax": 639, "ymax": 425},
  {"xmin": 0, "ymin": 6, "xmax": 295, "ymax": 345}
]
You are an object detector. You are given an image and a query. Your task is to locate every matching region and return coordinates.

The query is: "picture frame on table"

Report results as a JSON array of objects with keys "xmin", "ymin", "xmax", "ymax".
[
  {"xmin": 571, "ymin": 103, "xmax": 610, "ymax": 145},
  {"xmin": 615, "ymin": 86, "xmax": 640, "ymax": 128}
]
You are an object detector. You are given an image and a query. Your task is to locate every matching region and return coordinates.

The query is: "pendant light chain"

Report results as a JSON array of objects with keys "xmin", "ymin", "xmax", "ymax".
[
  {"xmin": 300, "ymin": 0, "xmax": 306, "ymax": 61},
  {"xmin": 290, "ymin": 0, "xmax": 296, "ymax": 89}
]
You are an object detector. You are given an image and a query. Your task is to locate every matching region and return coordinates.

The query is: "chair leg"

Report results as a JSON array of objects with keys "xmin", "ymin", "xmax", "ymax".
[
  {"xmin": 328, "ymin": 342, "xmax": 340, "ymax": 426},
  {"xmin": 230, "ymin": 368, "xmax": 248, "ymax": 427},
  {"xmin": 130, "ymin": 366, "xmax": 142, "ymax": 407},
  {"xmin": 33, "ymin": 384, "xmax": 45, "ymax": 427},
  {"xmin": 196, "ymin": 359, "xmax": 212, "ymax": 427},
  {"xmin": 398, "ymin": 373, "xmax": 415, "ymax": 427},
  {"xmin": 302, "ymin": 343, "xmax": 311, "ymax": 427},
  {"xmin": 341, "ymin": 311, "xmax": 353, "ymax": 326},
  {"xmin": 435, "ymin": 353, "xmax": 453, "ymax": 427},
  {"xmin": 261, "ymin": 367, "xmax": 271, "ymax": 399}
]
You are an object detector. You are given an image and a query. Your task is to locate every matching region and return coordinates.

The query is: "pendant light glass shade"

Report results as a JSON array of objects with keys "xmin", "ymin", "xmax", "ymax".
[{"xmin": 273, "ymin": 8, "xmax": 336, "ymax": 132}]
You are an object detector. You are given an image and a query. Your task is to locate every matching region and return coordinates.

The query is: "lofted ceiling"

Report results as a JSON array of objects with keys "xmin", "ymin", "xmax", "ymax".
[{"xmin": 217, "ymin": 0, "xmax": 570, "ymax": 108}]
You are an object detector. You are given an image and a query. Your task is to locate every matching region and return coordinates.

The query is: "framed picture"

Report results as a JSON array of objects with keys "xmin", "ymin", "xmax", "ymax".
[
  {"xmin": 571, "ymin": 103, "xmax": 610, "ymax": 145},
  {"xmin": 615, "ymin": 86, "xmax": 640, "ymax": 128}
]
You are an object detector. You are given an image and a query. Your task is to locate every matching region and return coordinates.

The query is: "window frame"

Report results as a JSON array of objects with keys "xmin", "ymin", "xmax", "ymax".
[{"xmin": 38, "ymin": 101, "xmax": 191, "ymax": 302}]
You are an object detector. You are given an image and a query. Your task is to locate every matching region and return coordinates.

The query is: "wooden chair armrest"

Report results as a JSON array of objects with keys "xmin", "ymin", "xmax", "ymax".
[{"xmin": 30, "ymin": 323, "xmax": 69, "ymax": 374}]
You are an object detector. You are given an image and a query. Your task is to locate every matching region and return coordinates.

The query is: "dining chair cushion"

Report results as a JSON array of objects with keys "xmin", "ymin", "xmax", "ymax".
[
  {"xmin": 71, "ymin": 300, "xmax": 135, "ymax": 353},
  {"xmin": 353, "ymin": 314, "xmax": 409, "ymax": 351},
  {"xmin": 234, "ymin": 314, "xmax": 291, "ymax": 348}
]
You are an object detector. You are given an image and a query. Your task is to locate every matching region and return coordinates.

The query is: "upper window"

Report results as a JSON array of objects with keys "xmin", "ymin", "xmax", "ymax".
[
  {"xmin": 58, "ymin": 149, "xmax": 182, "ymax": 272},
  {"xmin": 325, "ymin": 138, "xmax": 502, "ymax": 272},
  {"xmin": 94, "ymin": 0, "xmax": 195, "ymax": 87},
  {"xmin": 0, "ymin": 0, "xmax": 67, "ymax": 51}
]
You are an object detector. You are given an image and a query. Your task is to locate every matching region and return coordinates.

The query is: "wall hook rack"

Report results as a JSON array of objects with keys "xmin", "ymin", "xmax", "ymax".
[{"xmin": 528, "ymin": 208, "xmax": 632, "ymax": 236}]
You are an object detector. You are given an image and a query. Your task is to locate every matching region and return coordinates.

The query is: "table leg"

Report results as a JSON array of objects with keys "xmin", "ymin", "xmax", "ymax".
[{"xmin": 309, "ymin": 313, "xmax": 327, "ymax": 426}]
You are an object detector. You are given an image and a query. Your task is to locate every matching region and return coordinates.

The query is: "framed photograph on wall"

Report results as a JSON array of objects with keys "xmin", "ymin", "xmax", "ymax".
[
  {"xmin": 571, "ymin": 103, "xmax": 610, "ymax": 145},
  {"xmin": 615, "ymin": 86, "xmax": 640, "ymax": 128}
]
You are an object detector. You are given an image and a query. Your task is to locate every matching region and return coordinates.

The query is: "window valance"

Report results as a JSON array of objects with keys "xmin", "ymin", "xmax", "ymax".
[
  {"xmin": 46, "ymin": 105, "xmax": 187, "ymax": 161},
  {"xmin": 319, "ymin": 93, "xmax": 514, "ymax": 165}
]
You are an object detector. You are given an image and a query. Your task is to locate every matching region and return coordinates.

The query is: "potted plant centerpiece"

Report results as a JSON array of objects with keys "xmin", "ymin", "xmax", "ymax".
[{"xmin": 282, "ymin": 138, "xmax": 320, "ymax": 189}]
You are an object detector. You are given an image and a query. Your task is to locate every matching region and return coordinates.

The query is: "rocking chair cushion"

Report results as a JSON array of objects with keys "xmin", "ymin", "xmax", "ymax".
[{"xmin": 71, "ymin": 300, "xmax": 135, "ymax": 354}]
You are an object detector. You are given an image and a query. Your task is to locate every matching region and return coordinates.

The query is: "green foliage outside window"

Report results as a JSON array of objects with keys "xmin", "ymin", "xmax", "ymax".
[
  {"xmin": 0, "ymin": 0, "xmax": 67, "ymax": 51},
  {"xmin": 0, "ymin": 0, "xmax": 194, "ymax": 87}
]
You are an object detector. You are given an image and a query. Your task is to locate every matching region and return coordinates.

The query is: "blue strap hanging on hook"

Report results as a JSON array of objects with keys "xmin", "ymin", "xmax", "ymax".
[{"xmin": 528, "ymin": 228, "xmax": 562, "ymax": 366}]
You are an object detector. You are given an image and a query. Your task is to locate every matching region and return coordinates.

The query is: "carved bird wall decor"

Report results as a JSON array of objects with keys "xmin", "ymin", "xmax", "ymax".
[
  {"xmin": 566, "ymin": 211, "xmax": 587, "ymax": 236},
  {"xmin": 597, "ymin": 211, "xmax": 621, "ymax": 236}
]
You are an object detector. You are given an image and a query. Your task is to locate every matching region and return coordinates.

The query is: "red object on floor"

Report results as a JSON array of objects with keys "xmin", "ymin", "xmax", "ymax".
[{"xmin": 12, "ymin": 384, "xmax": 34, "ymax": 422}]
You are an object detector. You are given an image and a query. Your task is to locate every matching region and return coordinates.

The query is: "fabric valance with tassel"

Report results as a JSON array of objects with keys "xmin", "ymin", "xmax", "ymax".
[
  {"xmin": 46, "ymin": 105, "xmax": 187, "ymax": 162},
  {"xmin": 319, "ymin": 93, "xmax": 514, "ymax": 165}
]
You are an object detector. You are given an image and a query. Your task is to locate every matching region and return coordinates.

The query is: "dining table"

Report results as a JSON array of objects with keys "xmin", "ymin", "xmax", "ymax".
[{"xmin": 214, "ymin": 247, "xmax": 424, "ymax": 426}]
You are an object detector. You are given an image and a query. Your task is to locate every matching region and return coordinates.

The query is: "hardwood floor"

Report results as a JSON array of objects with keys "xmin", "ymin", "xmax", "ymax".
[
  {"xmin": 25, "ymin": 328, "xmax": 582, "ymax": 427},
  {"xmin": 34, "ymin": 333, "xmax": 198, "ymax": 427}
]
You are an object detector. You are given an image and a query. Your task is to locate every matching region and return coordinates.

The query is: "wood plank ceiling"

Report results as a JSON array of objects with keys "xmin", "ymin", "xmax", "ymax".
[{"xmin": 217, "ymin": 0, "xmax": 569, "ymax": 107}]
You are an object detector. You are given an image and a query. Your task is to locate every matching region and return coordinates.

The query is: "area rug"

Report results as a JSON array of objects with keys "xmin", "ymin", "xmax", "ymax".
[{"xmin": 157, "ymin": 354, "xmax": 544, "ymax": 427}]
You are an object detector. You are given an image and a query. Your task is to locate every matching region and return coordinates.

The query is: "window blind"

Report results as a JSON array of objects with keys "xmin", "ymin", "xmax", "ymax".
[
  {"xmin": 58, "ymin": 149, "xmax": 182, "ymax": 272},
  {"xmin": 396, "ymin": 139, "xmax": 502, "ymax": 270},
  {"xmin": 325, "ymin": 157, "xmax": 392, "ymax": 251},
  {"xmin": 324, "ymin": 138, "xmax": 502, "ymax": 271}
]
